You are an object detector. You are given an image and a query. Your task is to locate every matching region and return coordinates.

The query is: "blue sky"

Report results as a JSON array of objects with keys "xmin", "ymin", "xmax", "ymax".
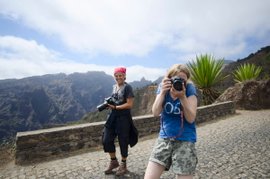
[{"xmin": 0, "ymin": 0, "xmax": 270, "ymax": 82}]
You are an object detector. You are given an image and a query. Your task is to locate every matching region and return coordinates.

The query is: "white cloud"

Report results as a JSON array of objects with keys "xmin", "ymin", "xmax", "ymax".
[
  {"xmin": 0, "ymin": 0, "xmax": 270, "ymax": 81},
  {"xmin": 1, "ymin": 0, "xmax": 269, "ymax": 58},
  {"xmin": 0, "ymin": 36, "xmax": 165, "ymax": 81}
]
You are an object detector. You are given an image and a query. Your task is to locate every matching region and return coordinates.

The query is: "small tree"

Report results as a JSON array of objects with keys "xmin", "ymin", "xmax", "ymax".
[
  {"xmin": 188, "ymin": 54, "xmax": 227, "ymax": 105},
  {"xmin": 233, "ymin": 63, "xmax": 262, "ymax": 83}
]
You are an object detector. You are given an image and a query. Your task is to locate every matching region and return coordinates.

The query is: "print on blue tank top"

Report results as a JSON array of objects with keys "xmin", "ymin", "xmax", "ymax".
[{"xmin": 157, "ymin": 83, "xmax": 197, "ymax": 142}]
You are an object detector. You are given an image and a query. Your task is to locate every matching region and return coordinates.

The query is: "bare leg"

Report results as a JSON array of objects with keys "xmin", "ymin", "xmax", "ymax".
[
  {"xmin": 144, "ymin": 161, "xmax": 165, "ymax": 179},
  {"xmin": 121, "ymin": 156, "xmax": 127, "ymax": 161},
  {"xmin": 109, "ymin": 152, "xmax": 116, "ymax": 159},
  {"xmin": 176, "ymin": 175, "xmax": 193, "ymax": 179}
]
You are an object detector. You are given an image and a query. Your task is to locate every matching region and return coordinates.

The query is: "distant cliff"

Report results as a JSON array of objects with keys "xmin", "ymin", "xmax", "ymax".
[
  {"xmin": 0, "ymin": 71, "xmax": 157, "ymax": 141},
  {"xmin": 72, "ymin": 83, "xmax": 158, "ymax": 124},
  {"xmin": 0, "ymin": 72, "xmax": 115, "ymax": 140}
]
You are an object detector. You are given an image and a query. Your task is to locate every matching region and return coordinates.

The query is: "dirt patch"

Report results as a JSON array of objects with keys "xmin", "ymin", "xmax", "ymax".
[{"xmin": 0, "ymin": 146, "xmax": 14, "ymax": 168}]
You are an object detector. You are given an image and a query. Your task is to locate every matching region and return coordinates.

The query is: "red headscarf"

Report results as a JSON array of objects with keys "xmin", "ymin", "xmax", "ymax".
[{"xmin": 114, "ymin": 67, "xmax": 126, "ymax": 74}]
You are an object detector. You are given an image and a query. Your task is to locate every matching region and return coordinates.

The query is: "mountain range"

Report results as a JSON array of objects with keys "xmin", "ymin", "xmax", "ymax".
[
  {"xmin": 0, "ymin": 46, "xmax": 269, "ymax": 141},
  {"xmin": 0, "ymin": 72, "xmax": 113, "ymax": 140}
]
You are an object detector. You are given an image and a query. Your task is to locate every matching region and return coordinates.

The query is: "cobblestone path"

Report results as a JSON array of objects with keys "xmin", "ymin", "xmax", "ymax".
[{"xmin": 0, "ymin": 110, "xmax": 269, "ymax": 179}]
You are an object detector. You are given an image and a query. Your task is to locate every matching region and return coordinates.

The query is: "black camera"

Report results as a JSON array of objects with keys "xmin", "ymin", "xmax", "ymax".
[
  {"xmin": 171, "ymin": 77, "xmax": 186, "ymax": 91},
  {"xmin": 97, "ymin": 97, "xmax": 116, "ymax": 112}
]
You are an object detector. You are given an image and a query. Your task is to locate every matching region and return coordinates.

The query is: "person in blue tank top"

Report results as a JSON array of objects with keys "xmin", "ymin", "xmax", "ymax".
[{"xmin": 144, "ymin": 64, "xmax": 198, "ymax": 179}]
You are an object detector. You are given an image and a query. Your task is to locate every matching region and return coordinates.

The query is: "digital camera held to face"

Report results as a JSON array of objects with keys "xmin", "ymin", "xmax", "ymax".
[
  {"xmin": 171, "ymin": 77, "xmax": 186, "ymax": 91},
  {"xmin": 97, "ymin": 97, "xmax": 116, "ymax": 112}
]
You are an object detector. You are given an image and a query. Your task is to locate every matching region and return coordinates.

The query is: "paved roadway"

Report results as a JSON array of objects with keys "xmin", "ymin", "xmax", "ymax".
[{"xmin": 1, "ymin": 110, "xmax": 270, "ymax": 179}]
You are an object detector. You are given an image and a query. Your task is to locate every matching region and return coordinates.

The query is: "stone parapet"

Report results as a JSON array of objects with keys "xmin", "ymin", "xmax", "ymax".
[{"xmin": 15, "ymin": 101, "xmax": 235, "ymax": 165}]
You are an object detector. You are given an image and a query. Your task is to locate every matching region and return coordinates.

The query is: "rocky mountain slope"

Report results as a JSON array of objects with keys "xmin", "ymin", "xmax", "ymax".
[
  {"xmin": 216, "ymin": 46, "xmax": 270, "ymax": 91},
  {"xmin": 0, "ymin": 45, "xmax": 269, "ymax": 141},
  {"xmin": 72, "ymin": 84, "xmax": 158, "ymax": 124},
  {"xmin": 0, "ymin": 71, "xmax": 157, "ymax": 141},
  {"xmin": 215, "ymin": 79, "xmax": 270, "ymax": 110},
  {"xmin": 0, "ymin": 72, "xmax": 115, "ymax": 140}
]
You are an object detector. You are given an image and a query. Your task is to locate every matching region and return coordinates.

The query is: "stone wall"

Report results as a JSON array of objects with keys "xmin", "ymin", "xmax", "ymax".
[{"xmin": 15, "ymin": 101, "xmax": 235, "ymax": 165}]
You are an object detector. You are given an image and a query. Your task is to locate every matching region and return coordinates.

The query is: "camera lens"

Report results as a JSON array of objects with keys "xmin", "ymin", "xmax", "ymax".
[
  {"xmin": 97, "ymin": 103, "xmax": 108, "ymax": 111},
  {"xmin": 172, "ymin": 77, "xmax": 184, "ymax": 91},
  {"xmin": 173, "ymin": 81, "xmax": 182, "ymax": 91}
]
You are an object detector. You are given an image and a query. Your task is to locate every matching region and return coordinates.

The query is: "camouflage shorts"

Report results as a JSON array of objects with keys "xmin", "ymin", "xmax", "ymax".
[{"xmin": 149, "ymin": 138, "xmax": 198, "ymax": 175}]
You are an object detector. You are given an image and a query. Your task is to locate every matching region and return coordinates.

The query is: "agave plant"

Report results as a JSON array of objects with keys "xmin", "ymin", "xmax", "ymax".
[
  {"xmin": 187, "ymin": 54, "xmax": 227, "ymax": 105},
  {"xmin": 233, "ymin": 63, "xmax": 262, "ymax": 83}
]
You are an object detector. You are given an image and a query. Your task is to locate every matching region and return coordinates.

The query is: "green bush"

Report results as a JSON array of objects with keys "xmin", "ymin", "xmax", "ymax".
[{"xmin": 233, "ymin": 63, "xmax": 262, "ymax": 83}]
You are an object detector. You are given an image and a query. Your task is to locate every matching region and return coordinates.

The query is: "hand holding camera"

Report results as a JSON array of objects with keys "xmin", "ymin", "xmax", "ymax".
[
  {"xmin": 160, "ymin": 77, "xmax": 172, "ymax": 94},
  {"xmin": 97, "ymin": 97, "xmax": 117, "ymax": 112}
]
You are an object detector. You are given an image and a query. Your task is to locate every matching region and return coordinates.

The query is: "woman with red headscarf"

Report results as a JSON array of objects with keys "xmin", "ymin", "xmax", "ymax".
[{"xmin": 102, "ymin": 66, "xmax": 137, "ymax": 176}]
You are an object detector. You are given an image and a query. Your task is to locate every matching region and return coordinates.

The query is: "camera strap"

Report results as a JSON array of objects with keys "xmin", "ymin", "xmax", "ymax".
[{"xmin": 161, "ymin": 105, "xmax": 184, "ymax": 139}]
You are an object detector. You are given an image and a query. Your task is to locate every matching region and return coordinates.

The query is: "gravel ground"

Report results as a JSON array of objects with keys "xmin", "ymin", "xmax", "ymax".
[{"xmin": 0, "ymin": 109, "xmax": 269, "ymax": 179}]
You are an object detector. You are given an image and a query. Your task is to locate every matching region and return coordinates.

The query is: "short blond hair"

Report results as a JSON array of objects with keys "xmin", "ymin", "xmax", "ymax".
[{"xmin": 166, "ymin": 64, "xmax": 190, "ymax": 79}]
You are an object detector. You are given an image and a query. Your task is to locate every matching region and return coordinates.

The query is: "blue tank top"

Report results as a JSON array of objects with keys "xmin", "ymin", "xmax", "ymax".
[{"xmin": 157, "ymin": 83, "xmax": 197, "ymax": 142}]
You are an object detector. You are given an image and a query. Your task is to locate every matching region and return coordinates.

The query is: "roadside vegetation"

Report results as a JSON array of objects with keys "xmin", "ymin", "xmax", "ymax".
[
  {"xmin": 233, "ymin": 63, "xmax": 262, "ymax": 83},
  {"xmin": 187, "ymin": 54, "xmax": 228, "ymax": 105}
]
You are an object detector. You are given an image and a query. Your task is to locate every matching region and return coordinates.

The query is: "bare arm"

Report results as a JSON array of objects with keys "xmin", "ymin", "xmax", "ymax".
[
  {"xmin": 152, "ymin": 77, "xmax": 172, "ymax": 116},
  {"xmin": 117, "ymin": 97, "xmax": 134, "ymax": 109},
  {"xmin": 179, "ymin": 95, "xmax": 197, "ymax": 123},
  {"xmin": 171, "ymin": 83, "xmax": 197, "ymax": 123},
  {"xmin": 108, "ymin": 97, "xmax": 134, "ymax": 110},
  {"xmin": 152, "ymin": 93, "xmax": 165, "ymax": 116}
]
